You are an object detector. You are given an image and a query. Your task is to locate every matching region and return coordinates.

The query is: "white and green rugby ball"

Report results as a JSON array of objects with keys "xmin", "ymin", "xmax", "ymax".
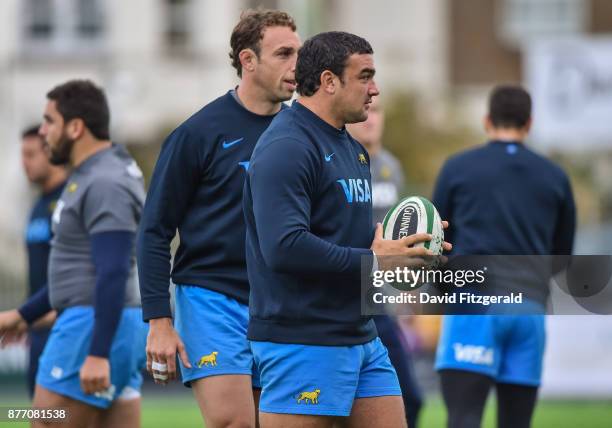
[{"xmin": 382, "ymin": 196, "xmax": 444, "ymax": 256}]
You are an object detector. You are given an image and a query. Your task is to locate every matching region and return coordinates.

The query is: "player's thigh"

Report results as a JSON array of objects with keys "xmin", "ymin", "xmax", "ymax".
[
  {"xmin": 439, "ymin": 369, "xmax": 493, "ymax": 428},
  {"xmin": 259, "ymin": 411, "xmax": 340, "ymax": 428},
  {"xmin": 497, "ymin": 315, "xmax": 545, "ymax": 386},
  {"xmin": 496, "ymin": 382, "xmax": 538, "ymax": 428},
  {"xmin": 251, "ymin": 341, "xmax": 362, "ymax": 418},
  {"xmin": 89, "ymin": 397, "xmax": 140, "ymax": 428},
  {"xmin": 354, "ymin": 338, "xmax": 403, "ymax": 410},
  {"xmin": 192, "ymin": 374, "xmax": 256, "ymax": 428},
  {"xmin": 253, "ymin": 387, "xmax": 261, "ymax": 427},
  {"xmin": 36, "ymin": 307, "xmax": 147, "ymax": 410},
  {"xmin": 253, "ymin": 387, "xmax": 261, "ymax": 409},
  {"xmin": 32, "ymin": 384, "xmax": 101, "ymax": 428},
  {"xmin": 435, "ymin": 315, "xmax": 500, "ymax": 379},
  {"xmin": 345, "ymin": 396, "xmax": 406, "ymax": 428},
  {"xmin": 174, "ymin": 286, "xmax": 256, "ymax": 386}
]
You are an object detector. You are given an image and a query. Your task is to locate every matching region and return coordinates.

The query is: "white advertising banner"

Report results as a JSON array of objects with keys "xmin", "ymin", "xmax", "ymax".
[
  {"xmin": 525, "ymin": 37, "xmax": 612, "ymax": 151},
  {"xmin": 541, "ymin": 316, "xmax": 612, "ymax": 397}
]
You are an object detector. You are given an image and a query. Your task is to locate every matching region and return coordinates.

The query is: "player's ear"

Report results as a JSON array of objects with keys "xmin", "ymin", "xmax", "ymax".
[
  {"xmin": 483, "ymin": 115, "xmax": 492, "ymax": 133},
  {"xmin": 66, "ymin": 118, "xmax": 85, "ymax": 140},
  {"xmin": 239, "ymin": 48, "xmax": 258, "ymax": 74},
  {"xmin": 524, "ymin": 117, "xmax": 533, "ymax": 133},
  {"xmin": 320, "ymin": 70, "xmax": 336, "ymax": 95}
]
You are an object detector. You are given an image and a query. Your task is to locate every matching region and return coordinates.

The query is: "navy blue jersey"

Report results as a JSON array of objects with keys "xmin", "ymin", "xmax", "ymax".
[
  {"xmin": 25, "ymin": 183, "xmax": 64, "ymax": 296},
  {"xmin": 138, "ymin": 91, "xmax": 283, "ymax": 320},
  {"xmin": 432, "ymin": 140, "xmax": 576, "ymax": 302},
  {"xmin": 244, "ymin": 101, "xmax": 377, "ymax": 346}
]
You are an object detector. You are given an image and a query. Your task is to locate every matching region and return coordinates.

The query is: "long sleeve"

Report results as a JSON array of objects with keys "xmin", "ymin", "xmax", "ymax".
[
  {"xmin": 89, "ymin": 231, "xmax": 133, "ymax": 358},
  {"xmin": 18, "ymin": 285, "xmax": 51, "ymax": 324},
  {"xmin": 432, "ymin": 160, "xmax": 454, "ymax": 247},
  {"xmin": 552, "ymin": 175, "xmax": 576, "ymax": 255},
  {"xmin": 249, "ymin": 138, "xmax": 371, "ymax": 275},
  {"xmin": 137, "ymin": 127, "xmax": 205, "ymax": 320}
]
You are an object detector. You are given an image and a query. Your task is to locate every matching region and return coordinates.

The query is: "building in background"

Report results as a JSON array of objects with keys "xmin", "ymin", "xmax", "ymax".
[
  {"xmin": 0, "ymin": 0, "xmax": 611, "ymax": 395},
  {"xmin": 0, "ymin": 0, "xmax": 447, "ymax": 288},
  {"xmin": 448, "ymin": 0, "xmax": 612, "ymax": 140}
]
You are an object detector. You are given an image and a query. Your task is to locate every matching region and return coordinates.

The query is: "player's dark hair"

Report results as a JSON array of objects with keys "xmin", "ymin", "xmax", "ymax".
[
  {"xmin": 488, "ymin": 85, "xmax": 532, "ymax": 129},
  {"xmin": 21, "ymin": 125, "xmax": 42, "ymax": 140},
  {"xmin": 296, "ymin": 31, "xmax": 373, "ymax": 97},
  {"xmin": 46, "ymin": 80, "xmax": 110, "ymax": 140},
  {"xmin": 229, "ymin": 9, "xmax": 296, "ymax": 78}
]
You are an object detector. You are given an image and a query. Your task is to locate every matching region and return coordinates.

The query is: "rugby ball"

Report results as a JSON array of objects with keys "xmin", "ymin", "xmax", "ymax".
[{"xmin": 382, "ymin": 196, "xmax": 444, "ymax": 257}]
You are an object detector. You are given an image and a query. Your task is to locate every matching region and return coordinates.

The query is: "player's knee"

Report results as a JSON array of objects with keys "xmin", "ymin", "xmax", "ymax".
[
  {"xmin": 205, "ymin": 409, "xmax": 255, "ymax": 428},
  {"xmin": 206, "ymin": 416, "xmax": 254, "ymax": 428},
  {"xmin": 403, "ymin": 393, "xmax": 423, "ymax": 421}
]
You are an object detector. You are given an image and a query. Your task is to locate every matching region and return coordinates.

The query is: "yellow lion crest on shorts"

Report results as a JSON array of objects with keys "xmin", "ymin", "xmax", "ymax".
[
  {"xmin": 197, "ymin": 351, "xmax": 218, "ymax": 368},
  {"xmin": 296, "ymin": 389, "xmax": 321, "ymax": 404}
]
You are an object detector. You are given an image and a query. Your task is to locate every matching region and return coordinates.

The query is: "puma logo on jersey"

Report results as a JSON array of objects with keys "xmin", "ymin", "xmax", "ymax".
[
  {"xmin": 296, "ymin": 389, "xmax": 320, "ymax": 404},
  {"xmin": 197, "ymin": 351, "xmax": 219, "ymax": 367}
]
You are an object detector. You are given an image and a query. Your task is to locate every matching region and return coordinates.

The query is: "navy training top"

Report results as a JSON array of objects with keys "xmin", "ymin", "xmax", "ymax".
[
  {"xmin": 432, "ymin": 140, "xmax": 576, "ymax": 303},
  {"xmin": 25, "ymin": 183, "xmax": 64, "ymax": 296},
  {"xmin": 244, "ymin": 100, "xmax": 377, "ymax": 346},
  {"xmin": 138, "ymin": 91, "xmax": 283, "ymax": 320}
]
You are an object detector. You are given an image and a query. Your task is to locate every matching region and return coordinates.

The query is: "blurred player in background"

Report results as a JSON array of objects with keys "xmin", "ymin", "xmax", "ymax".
[
  {"xmin": 347, "ymin": 97, "xmax": 405, "ymax": 223},
  {"xmin": 137, "ymin": 10, "xmax": 300, "ymax": 428},
  {"xmin": 244, "ymin": 31, "xmax": 450, "ymax": 428},
  {"xmin": 21, "ymin": 125, "xmax": 67, "ymax": 398},
  {"xmin": 433, "ymin": 85, "xmax": 576, "ymax": 428},
  {"xmin": 348, "ymin": 97, "xmax": 424, "ymax": 428},
  {"xmin": 0, "ymin": 79, "xmax": 147, "ymax": 427}
]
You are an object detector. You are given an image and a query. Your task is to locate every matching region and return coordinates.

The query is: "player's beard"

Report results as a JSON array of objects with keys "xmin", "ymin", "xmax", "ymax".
[
  {"xmin": 264, "ymin": 82, "xmax": 291, "ymax": 105},
  {"xmin": 344, "ymin": 107, "xmax": 369, "ymax": 125},
  {"xmin": 48, "ymin": 131, "xmax": 76, "ymax": 166}
]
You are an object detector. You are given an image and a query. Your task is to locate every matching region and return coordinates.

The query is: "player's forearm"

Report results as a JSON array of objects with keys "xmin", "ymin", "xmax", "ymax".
[
  {"xmin": 17, "ymin": 285, "xmax": 52, "ymax": 325},
  {"xmin": 136, "ymin": 225, "xmax": 174, "ymax": 320},
  {"xmin": 137, "ymin": 132, "xmax": 200, "ymax": 320},
  {"xmin": 89, "ymin": 231, "xmax": 132, "ymax": 358},
  {"xmin": 249, "ymin": 136, "xmax": 374, "ymax": 274},
  {"xmin": 31, "ymin": 310, "xmax": 56, "ymax": 329},
  {"xmin": 553, "ymin": 187, "xmax": 576, "ymax": 256},
  {"xmin": 252, "ymin": 186, "xmax": 372, "ymax": 275},
  {"xmin": 259, "ymin": 227, "xmax": 372, "ymax": 275}
]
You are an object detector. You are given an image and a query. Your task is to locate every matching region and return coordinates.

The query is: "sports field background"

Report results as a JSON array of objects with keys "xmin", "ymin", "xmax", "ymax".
[
  {"xmin": 1, "ymin": 2, "xmax": 611, "ymax": 427},
  {"xmin": 1, "ymin": 380, "xmax": 611, "ymax": 428}
]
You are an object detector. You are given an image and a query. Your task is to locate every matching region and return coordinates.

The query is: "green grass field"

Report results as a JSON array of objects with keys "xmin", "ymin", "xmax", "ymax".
[
  {"xmin": 2, "ymin": 393, "xmax": 611, "ymax": 427},
  {"xmin": 139, "ymin": 396, "xmax": 612, "ymax": 428}
]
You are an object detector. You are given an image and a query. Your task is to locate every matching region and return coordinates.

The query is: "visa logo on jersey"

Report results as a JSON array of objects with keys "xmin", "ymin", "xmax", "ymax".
[{"xmin": 337, "ymin": 179, "xmax": 371, "ymax": 204}]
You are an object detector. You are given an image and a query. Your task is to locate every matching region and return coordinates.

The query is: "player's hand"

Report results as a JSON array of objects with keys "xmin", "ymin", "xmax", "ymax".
[
  {"xmin": 441, "ymin": 220, "xmax": 452, "ymax": 253},
  {"xmin": 0, "ymin": 310, "xmax": 28, "ymax": 347},
  {"xmin": 146, "ymin": 317, "xmax": 191, "ymax": 385},
  {"xmin": 371, "ymin": 223, "xmax": 434, "ymax": 271},
  {"xmin": 31, "ymin": 310, "xmax": 57, "ymax": 330},
  {"xmin": 0, "ymin": 330, "xmax": 27, "ymax": 347},
  {"xmin": 80, "ymin": 355, "xmax": 111, "ymax": 394}
]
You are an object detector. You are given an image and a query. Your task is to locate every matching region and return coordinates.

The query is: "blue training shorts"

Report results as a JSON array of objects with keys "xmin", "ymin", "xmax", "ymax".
[
  {"xmin": 174, "ymin": 285, "xmax": 260, "ymax": 387},
  {"xmin": 251, "ymin": 337, "xmax": 401, "ymax": 417},
  {"xmin": 36, "ymin": 306, "xmax": 148, "ymax": 408},
  {"xmin": 435, "ymin": 314, "xmax": 546, "ymax": 386}
]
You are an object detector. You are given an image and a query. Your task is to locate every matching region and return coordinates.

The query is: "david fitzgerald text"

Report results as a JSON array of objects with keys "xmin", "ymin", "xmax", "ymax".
[{"xmin": 371, "ymin": 291, "xmax": 524, "ymax": 306}]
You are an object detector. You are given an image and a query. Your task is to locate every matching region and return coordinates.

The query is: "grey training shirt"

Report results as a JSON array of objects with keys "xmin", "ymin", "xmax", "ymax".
[
  {"xmin": 48, "ymin": 145, "xmax": 145, "ymax": 309},
  {"xmin": 370, "ymin": 148, "xmax": 406, "ymax": 224}
]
